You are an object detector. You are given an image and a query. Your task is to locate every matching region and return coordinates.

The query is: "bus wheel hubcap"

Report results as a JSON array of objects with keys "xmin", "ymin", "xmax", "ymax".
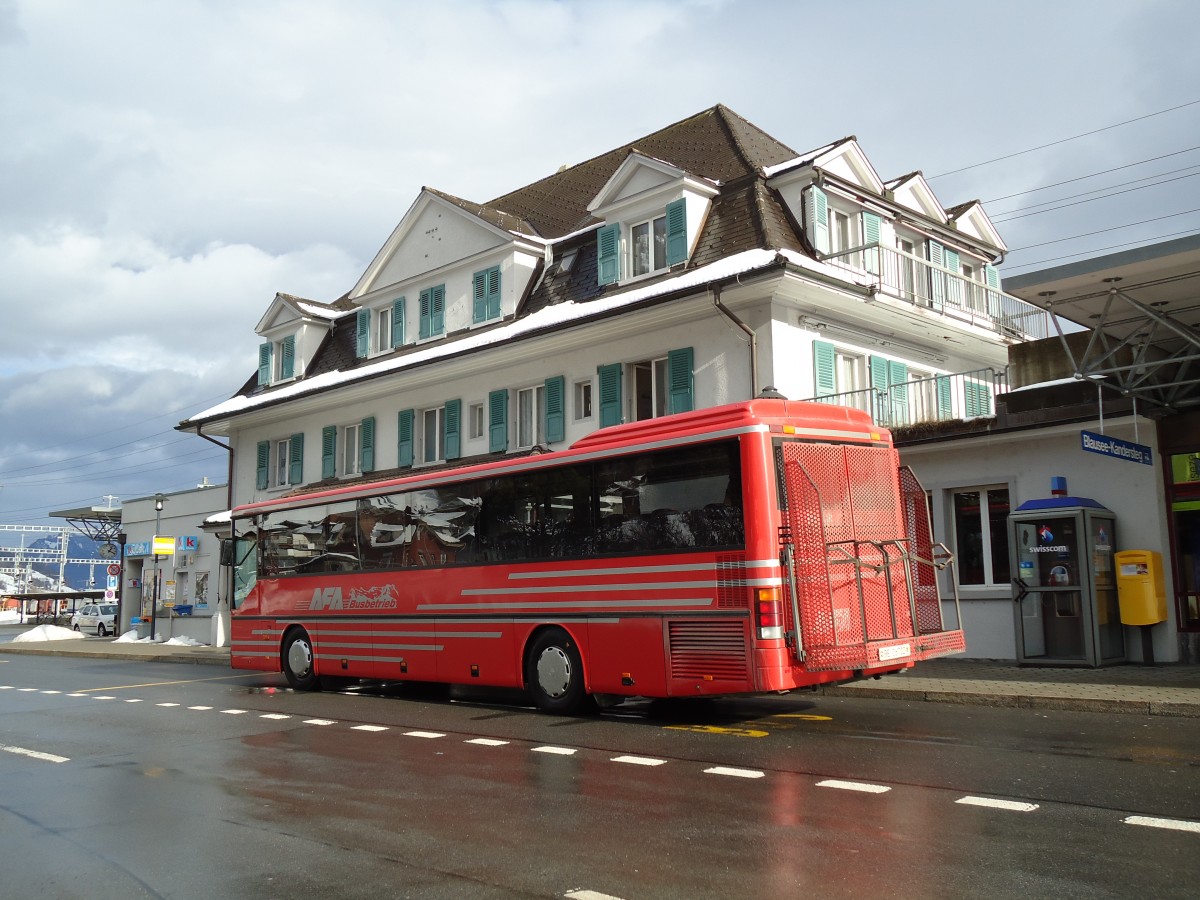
[
  {"xmin": 536, "ymin": 647, "xmax": 571, "ymax": 698},
  {"xmin": 288, "ymin": 640, "xmax": 312, "ymax": 677}
]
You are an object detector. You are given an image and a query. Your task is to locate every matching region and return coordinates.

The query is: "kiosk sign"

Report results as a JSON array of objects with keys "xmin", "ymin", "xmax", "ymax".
[{"xmin": 1080, "ymin": 430, "xmax": 1152, "ymax": 466}]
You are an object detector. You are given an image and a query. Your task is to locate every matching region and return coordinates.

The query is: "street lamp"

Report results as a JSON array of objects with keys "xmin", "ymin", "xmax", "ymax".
[{"xmin": 151, "ymin": 493, "xmax": 165, "ymax": 641}]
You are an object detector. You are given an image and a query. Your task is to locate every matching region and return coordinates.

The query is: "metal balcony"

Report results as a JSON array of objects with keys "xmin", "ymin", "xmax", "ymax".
[
  {"xmin": 802, "ymin": 367, "xmax": 1007, "ymax": 429},
  {"xmin": 822, "ymin": 244, "xmax": 1051, "ymax": 341}
]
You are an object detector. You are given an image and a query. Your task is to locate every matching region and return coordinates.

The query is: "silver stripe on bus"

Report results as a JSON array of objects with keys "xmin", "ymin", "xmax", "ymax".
[
  {"xmin": 462, "ymin": 580, "xmax": 715, "ymax": 596},
  {"xmin": 508, "ymin": 559, "xmax": 780, "ymax": 580},
  {"xmin": 318, "ymin": 643, "xmax": 443, "ymax": 652},
  {"xmin": 418, "ymin": 598, "xmax": 713, "ymax": 611},
  {"xmin": 305, "ymin": 629, "xmax": 501, "ymax": 639}
]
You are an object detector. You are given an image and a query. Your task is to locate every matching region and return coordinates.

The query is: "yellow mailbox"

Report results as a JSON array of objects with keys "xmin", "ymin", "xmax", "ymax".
[{"xmin": 1114, "ymin": 550, "xmax": 1167, "ymax": 626}]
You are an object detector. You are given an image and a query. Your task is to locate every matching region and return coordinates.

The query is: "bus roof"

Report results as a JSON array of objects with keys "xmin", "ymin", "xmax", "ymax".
[{"xmin": 232, "ymin": 399, "xmax": 888, "ymax": 518}]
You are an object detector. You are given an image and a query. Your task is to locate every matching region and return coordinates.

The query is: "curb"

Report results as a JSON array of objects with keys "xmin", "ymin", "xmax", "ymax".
[
  {"xmin": 822, "ymin": 684, "xmax": 1200, "ymax": 718},
  {"xmin": 0, "ymin": 645, "xmax": 231, "ymax": 667}
]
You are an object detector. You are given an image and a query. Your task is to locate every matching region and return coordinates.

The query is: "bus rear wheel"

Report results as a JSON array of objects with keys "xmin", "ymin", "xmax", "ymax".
[
  {"xmin": 526, "ymin": 629, "xmax": 590, "ymax": 715},
  {"xmin": 282, "ymin": 628, "xmax": 320, "ymax": 691}
]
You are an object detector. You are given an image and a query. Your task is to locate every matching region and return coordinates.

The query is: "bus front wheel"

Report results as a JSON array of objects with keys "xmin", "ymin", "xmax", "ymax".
[
  {"xmin": 282, "ymin": 628, "xmax": 320, "ymax": 691},
  {"xmin": 526, "ymin": 629, "xmax": 589, "ymax": 715}
]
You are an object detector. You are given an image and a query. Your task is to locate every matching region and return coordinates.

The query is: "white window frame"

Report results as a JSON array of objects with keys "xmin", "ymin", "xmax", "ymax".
[
  {"xmin": 271, "ymin": 336, "xmax": 298, "ymax": 383},
  {"xmin": 272, "ymin": 437, "xmax": 296, "ymax": 487},
  {"xmin": 374, "ymin": 307, "xmax": 392, "ymax": 354},
  {"xmin": 834, "ymin": 349, "xmax": 868, "ymax": 413},
  {"xmin": 629, "ymin": 357, "xmax": 669, "ymax": 422},
  {"xmin": 342, "ymin": 423, "xmax": 362, "ymax": 477},
  {"xmin": 468, "ymin": 402, "xmax": 485, "ymax": 440},
  {"xmin": 629, "ymin": 213, "xmax": 667, "ymax": 278},
  {"xmin": 516, "ymin": 384, "xmax": 546, "ymax": 450},
  {"xmin": 422, "ymin": 406, "xmax": 445, "ymax": 464},
  {"xmin": 574, "ymin": 378, "xmax": 593, "ymax": 422},
  {"xmin": 951, "ymin": 485, "xmax": 1011, "ymax": 590}
]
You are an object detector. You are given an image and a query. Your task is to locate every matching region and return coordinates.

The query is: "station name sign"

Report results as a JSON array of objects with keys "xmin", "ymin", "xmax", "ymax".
[{"xmin": 1080, "ymin": 430, "xmax": 1152, "ymax": 466}]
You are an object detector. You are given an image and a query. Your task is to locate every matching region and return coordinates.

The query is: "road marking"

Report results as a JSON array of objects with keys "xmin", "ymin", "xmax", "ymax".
[
  {"xmin": 67, "ymin": 693, "xmax": 87, "ymax": 697},
  {"xmin": 92, "ymin": 695, "xmax": 116, "ymax": 700},
  {"xmin": 304, "ymin": 718, "xmax": 337, "ymax": 726},
  {"xmin": 565, "ymin": 891, "xmax": 626, "ymax": 900},
  {"xmin": 18, "ymin": 687, "xmax": 37, "ymax": 692},
  {"xmin": 665, "ymin": 724, "xmax": 769, "ymax": 738},
  {"xmin": 124, "ymin": 698, "xmax": 143, "ymax": 703},
  {"xmin": 261, "ymin": 713, "xmax": 291, "ymax": 720},
  {"xmin": 220, "ymin": 709, "xmax": 248, "ymax": 715},
  {"xmin": 156, "ymin": 702, "xmax": 180, "ymax": 708},
  {"xmin": 772, "ymin": 713, "xmax": 833, "ymax": 721},
  {"xmin": 533, "ymin": 746, "xmax": 577, "ymax": 756},
  {"xmin": 189, "ymin": 706, "xmax": 213, "ymax": 711},
  {"xmin": 704, "ymin": 766, "xmax": 765, "ymax": 779},
  {"xmin": 817, "ymin": 779, "xmax": 891, "ymax": 794},
  {"xmin": 612, "ymin": 755, "xmax": 667, "ymax": 767},
  {"xmin": 957, "ymin": 796, "xmax": 1039, "ymax": 812},
  {"xmin": 352, "ymin": 725, "xmax": 389, "ymax": 732},
  {"xmin": 0, "ymin": 685, "xmax": 11, "ymax": 689},
  {"xmin": 1125, "ymin": 815, "xmax": 1200, "ymax": 833},
  {"xmin": 1, "ymin": 744, "xmax": 69, "ymax": 764},
  {"xmin": 40, "ymin": 690, "xmax": 61, "ymax": 695},
  {"xmin": 405, "ymin": 730, "xmax": 445, "ymax": 739},
  {"xmin": 466, "ymin": 738, "xmax": 508, "ymax": 746},
  {"xmin": 70, "ymin": 673, "xmax": 261, "ymax": 693}
]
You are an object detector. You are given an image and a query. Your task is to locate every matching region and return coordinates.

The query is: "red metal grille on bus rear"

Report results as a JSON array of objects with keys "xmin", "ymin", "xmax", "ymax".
[
  {"xmin": 782, "ymin": 442, "xmax": 916, "ymax": 671},
  {"xmin": 899, "ymin": 465, "xmax": 944, "ymax": 635},
  {"xmin": 668, "ymin": 620, "xmax": 749, "ymax": 680},
  {"xmin": 716, "ymin": 552, "xmax": 749, "ymax": 609}
]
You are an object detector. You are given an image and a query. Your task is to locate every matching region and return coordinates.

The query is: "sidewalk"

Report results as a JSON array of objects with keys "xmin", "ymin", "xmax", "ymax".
[{"xmin": 2, "ymin": 624, "xmax": 1199, "ymax": 716}]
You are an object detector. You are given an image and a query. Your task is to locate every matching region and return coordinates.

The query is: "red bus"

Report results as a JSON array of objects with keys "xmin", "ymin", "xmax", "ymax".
[{"xmin": 226, "ymin": 399, "xmax": 964, "ymax": 713}]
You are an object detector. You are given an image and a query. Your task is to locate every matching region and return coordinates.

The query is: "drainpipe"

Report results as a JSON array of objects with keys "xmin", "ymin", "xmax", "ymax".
[
  {"xmin": 194, "ymin": 425, "xmax": 234, "ymax": 648},
  {"xmin": 712, "ymin": 283, "xmax": 758, "ymax": 398}
]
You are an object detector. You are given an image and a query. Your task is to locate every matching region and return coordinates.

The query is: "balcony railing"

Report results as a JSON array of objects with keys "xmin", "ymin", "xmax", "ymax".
[
  {"xmin": 802, "ymin": 367, "xmax": 1006, "ymax": 430},
  {"xmin": 822, "ymin": 244, "xmax": 1051, "ymax": 341}
]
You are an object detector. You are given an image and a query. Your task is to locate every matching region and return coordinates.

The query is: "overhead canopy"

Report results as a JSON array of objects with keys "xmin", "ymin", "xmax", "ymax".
[
  {"xmin": 48, "ymin": 505, "xmax": 123, "ymax": 542},
  {"xmin": 1004, "ymin": 234, "xmax": 1200, "ymax": 413}
]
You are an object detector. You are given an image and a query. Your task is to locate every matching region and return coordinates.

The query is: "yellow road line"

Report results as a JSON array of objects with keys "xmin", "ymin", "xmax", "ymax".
[{"xmin": 72, "ymin": 673, "xmax": 262, "ymax": 693}]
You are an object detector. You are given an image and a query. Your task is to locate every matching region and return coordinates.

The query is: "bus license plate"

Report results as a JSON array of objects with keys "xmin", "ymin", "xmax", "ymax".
[{"xmin": 878, "ymin": 643, "xmax": 911, "ymax": 661}]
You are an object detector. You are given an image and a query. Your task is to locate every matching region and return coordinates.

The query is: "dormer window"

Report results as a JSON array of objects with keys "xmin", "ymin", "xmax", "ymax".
[
  {"xmin": 258, "ymin": 335, "xmax": 296, "ymax": 386},
  {"xmin": 355, "ymin": 298, "xmax": 407, "ymax": 359},
  {"xmin": 596, "ymin": 198, "xmax": 688, "ymax": 286},
  {"xmin": 631, "ymin": 214, "xmax": 667, "ymax": 277}
]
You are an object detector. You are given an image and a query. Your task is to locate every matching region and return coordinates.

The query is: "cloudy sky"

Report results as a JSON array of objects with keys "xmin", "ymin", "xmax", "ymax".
[{"xmin": 1, "ymin": 0, "xmax": 1198, "ymax": 526}]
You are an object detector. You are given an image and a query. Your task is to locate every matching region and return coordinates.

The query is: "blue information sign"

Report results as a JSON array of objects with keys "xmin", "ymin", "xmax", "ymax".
[{"xmin": 1080, "ymin": 430, "xmax": 1152, "ymax": 465}]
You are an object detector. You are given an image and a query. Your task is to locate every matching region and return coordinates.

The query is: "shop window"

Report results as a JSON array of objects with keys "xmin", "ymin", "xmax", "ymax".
[{"xmin": 952, "ymin": 486, "xmax": 1010, "ymax": 587}]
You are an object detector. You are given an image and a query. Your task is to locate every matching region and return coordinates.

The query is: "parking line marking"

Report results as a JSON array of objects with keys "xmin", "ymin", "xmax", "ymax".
[
  {"xmin": 466, "ymin": 738, "xmax": 508, "ymax": 746},
  {"xmin": 957, "ymin": 796, "xmax": 1039, "ymax": 812},
  {"xmin": 817, "ymin": 779, "xmax": 891, "ymax": 794},
  {"xmin": 352, "ymin": 725, "xmax": 389, "ymax": 732},
  {"xmin": 704, "ymin": 766, "xmax": 764, "ymax": 779},
  {"xmin": 612, "ymin": 755, "xmax": 667, "ymax": 767},
  {"xmin": 1, "ymin": 744, "xmax": 69, "ymax": 764},
  {"xmin": 532, "ymin": 746, "xmax": 576, "ymax": 756},
  {"xmin": 1125, "ymin": 815, "xmax": 1200, "ymax": 833},
  {"xmin": 405, "ymin": 731, "xmax": 445, "ymax": 739}
]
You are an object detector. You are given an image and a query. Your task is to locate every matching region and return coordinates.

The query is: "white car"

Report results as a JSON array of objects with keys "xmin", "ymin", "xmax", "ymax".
[{"xmin": 72, "ymin": 603, "xmax": 118, "ymax": 637}]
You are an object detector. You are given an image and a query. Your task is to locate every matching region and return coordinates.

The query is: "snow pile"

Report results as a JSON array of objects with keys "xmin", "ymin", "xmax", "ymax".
[
  {"xmin": 163, "ymin": 635, "xmax": 209, "ymax": 647},
  {"xmin": 114, "ymin": 629, "xmax": 144, "ymax": 643},
  {"xmin": 0, "ymin": 609, "xmax": 22, "ymax": 625},
  {"xmin": 12, "ymin": 624, "xmax": 88, "ymax": 642},
  {"xmin": 112, "ymin": 630, "xmax": 208, "ymax": 647}
]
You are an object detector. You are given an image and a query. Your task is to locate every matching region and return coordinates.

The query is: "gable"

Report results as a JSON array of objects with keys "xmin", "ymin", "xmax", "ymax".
[
  {"xmin": 887, "ymin": 174, "xmax": 948, "ymax": 224},
  {"xmin": 809, "ymin": 140, "xmax": 884, "ymax": 195},
  {"xmin": 950, "ymin": 202, "xmax": 1007, "ymax": 252}
]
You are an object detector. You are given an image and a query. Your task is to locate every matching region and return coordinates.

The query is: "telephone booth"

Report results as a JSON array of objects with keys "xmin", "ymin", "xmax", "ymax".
[{"xmin": 1009, "ymin": 494, "xmax": 1125, "ymax": 667}]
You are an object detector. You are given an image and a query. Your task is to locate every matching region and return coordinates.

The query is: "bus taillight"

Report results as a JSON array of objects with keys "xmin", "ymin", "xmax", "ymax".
[{"xmin": 756, "ymin": 587, "xmax": 784, "ymax": 640}]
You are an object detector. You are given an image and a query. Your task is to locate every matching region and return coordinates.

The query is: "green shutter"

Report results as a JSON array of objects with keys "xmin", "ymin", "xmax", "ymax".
[
  {"xmin": 888, "ymin": 360, "xmax": 909, "ymax": 425},
  {"xmin": 258, "ymin": 343, "xmax": 272, "ymax": 386},
  {"xmin": 597, "ymin": 363, "xmax": 623, "ymax": 427},
  {"xmin": 488, "ymin": 389, "xmax": 508, "ymax": 452},
  {"xmin": 280, "ymin": 336, "xmax": 295, "ymax": 379},
  {"xmin": 862, "ymin": 212, "xmax": 882, "ymax": 245},
  {"xmin": 870, "ymin": 356, "xmax": 890, "ymax": 425},
  {"xmin": 966, "ymin": 381, "xmax": 993, "ymax": 417},
  {"xmin": 256, "ymin": 440, "xmax": 269, "ymax": 490},
  {"xmin": 397, "ymin": 409, "xmax": 415, "ymax": 467},
  {"xmin": 806, "ymin": 185, "xmax": 829, "ymax": 255},
  {"xmin": 419, "ymin": 288, "xmax": 432, "ymax": 339},
  {"xmin": 360, "ymin": 416, "xmax": 375, "ymax": 473},
  {"xmin": 984, "ymin": 264, "xmax": 1000, "ymax": 288},
  {"xmin": 928, "ymin": 240, "xmax": 946, "ymax": 307},
  {"xmin": 667, "ymin": 347, "xmax": 694, "ymax": 414},
  {"xmin": 431, "ymin": 284, "xmax": 445, "ymax": 335},
  {"xmin": 355, "ymin": 309, "xmax": 370, "ymax": 357},
  {"xmin": 665, "ymin": 198, "xmax": 687, "ymax": 266},
  {"xmin": 486, "ymin": 266, "xmax": 501, "ymax": 319},
  {"xmin": 596, "ymin": 223, "xmax": 620, "ymax": 285},
  {"xmin": 813, "ymin": 340, "xmax": 836, "ymax": 397},
  {"xmin": 288, "ymin": 432, "xmax": 304, "ymax": 484},
  {"xmin": 321, "ymin": 426, "xmax": 336, "ymax": 479},
  {"xmin": 544, "ymin": 376, "xmax": 565, "ymax": 443},
  {"xmin": 444, "ymin": 399, "xmax": 462, "ymax": 460},
  {"xmin": 472, "ymin": 270, "xmax": 487, "ymax": 323},
  {"xmin": 936, "ymin": 375, "xmax": 953, "ymax": 419},
  {"xmin": 392, "ymin": 297, "xmax": 405, "ymax": 348}
]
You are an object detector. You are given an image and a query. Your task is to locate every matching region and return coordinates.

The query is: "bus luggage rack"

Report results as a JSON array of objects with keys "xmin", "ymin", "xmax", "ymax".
[{"xmin": 780, "ymin": 444, "xmax": 965, "ymax": 672}]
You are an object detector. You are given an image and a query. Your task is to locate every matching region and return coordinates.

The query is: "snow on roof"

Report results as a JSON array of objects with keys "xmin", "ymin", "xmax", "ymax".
[
  {"xmin": 761, "ymin": 140, "xmax": 843, "ymax": 178},
  {"xmin": 190, "ymin": 249, "xmax": 864, "ymax": 425}
]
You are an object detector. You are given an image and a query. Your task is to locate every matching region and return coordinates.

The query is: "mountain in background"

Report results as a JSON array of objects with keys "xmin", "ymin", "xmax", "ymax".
[{"xmin": 0, "ymin": 533, "xmax": 105, "ymax": 592}]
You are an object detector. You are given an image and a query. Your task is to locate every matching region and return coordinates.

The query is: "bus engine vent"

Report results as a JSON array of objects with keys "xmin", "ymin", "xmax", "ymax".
[
  {"xmin": 716, "ymin": 552, "xmax": 748, "ymax": 608},
  {"xmin": 668, "ymin": 620, "xmax": 749, "ymax": 680}
]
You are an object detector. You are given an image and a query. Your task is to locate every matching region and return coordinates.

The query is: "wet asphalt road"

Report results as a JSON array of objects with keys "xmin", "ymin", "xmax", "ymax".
[{"xmin": 2, "ymin": 653, "xmax": 1198, "ymax": 899}]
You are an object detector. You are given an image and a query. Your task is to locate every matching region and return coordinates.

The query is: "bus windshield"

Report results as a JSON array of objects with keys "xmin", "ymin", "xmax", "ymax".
[{"xmin": 230, "ymin": 527, "xmax": 259, "ymax": 608}]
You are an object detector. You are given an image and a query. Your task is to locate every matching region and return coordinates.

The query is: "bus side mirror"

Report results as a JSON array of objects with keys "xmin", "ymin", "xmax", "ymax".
[{"xmin": 219, "ymin": 539, "xmax": 234, "ymax": 567}]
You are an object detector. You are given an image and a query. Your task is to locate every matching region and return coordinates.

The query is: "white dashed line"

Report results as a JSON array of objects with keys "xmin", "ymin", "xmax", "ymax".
[
  {"xmin": 565, "ymin": 890, "xmax": 627, "ymax": 900},
  {"xmin": 405, "ymin": 730, "xmax": 445, "ymax": 739},
  {"xmin": 18, "ymin": 688, "xmax": 37, "ymax": 692},
  {"xmin": 189, "ymin": 706, "xmax": 213, "ymax": 711},
  {"xmin": 957, "ymin": 796, "xmax": 1039, "ymax": 812},
  {"xmin": 704, "ymin": 766, "xmax": 765, "ymax": 779},
  {"xmin": 1124, "ymin": 815, "xmax": 1200, "ymax": 833},
  {"xmin": 0, "ymin": 686, "xmax": 13, "ymax": 690},
  {"xmin": 156, "ymin": 702, "xmax": 179, "ymax": 708},
  {"xmin": 40, "ymin": 690, "xmax": 61, "ymax": 695},
  {"xmin": 260, "ymin": 713, "xmax": 291, "ymax": 720},
  {"xmin": 220, "ymin": 709, "xmax": 248, "ymax": 715},
  {"xmin": 352, "ymin": 725, "xmax": 389, "ymax": 732},
  {"xmin": 93, "ymin": 695, "xmax": 116, "ymax": 701},
  {"xmin": 124, "ymin": 698, "xmax": 143, "ymax": 703},
  {"xmin": 817, "ymin": 779, "xmax": 891, "ymax": 794},
  {"xmin": 612, "ymin": 755, "xmax": 667, "ymax": 767},
  {"xmin": 466, "ymin": 738, "xmax": 508, "ymax": 747},
  {"xmin": 533, "ymin": 746, "xmax": 577, "ymax": 756},
  {"xmin": 303, "ymin": 718, "xmax": 337, "ymax": 726},
  {"xmin": 1, "ymin": 744, "xmax": 70, "ymax": 764}
]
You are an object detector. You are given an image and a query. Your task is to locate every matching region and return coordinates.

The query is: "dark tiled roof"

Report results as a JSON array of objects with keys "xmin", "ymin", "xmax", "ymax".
[
  {"xmin": 424, "ymin": 187, "xmax": 538, "ymax": 238},
  {"xmin": 486, "ymin": 105, "xmax": 798, "ymax": 238}
]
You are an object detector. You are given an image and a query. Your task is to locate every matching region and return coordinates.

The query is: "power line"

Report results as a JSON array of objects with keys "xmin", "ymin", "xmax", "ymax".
[
  {"xmin": 983, "ymin": 145, "xmax": 1200, "ymax": 203},
  {"xmin": 991, "ymin": 164, "xmax": 1200, "ymax": 218},
  {"xmin": 929, "ymin": 98, "xmax": 1200, "ymax": 179},
  {"xmin": 1006, "ymin": 209, "xmax": 1200, "ymax": 254},
  {"xmin": 993, "ymin": 171, "xmax": 1200, "ymax": 223},
  {"xmin": 1000, "ymin": 227, "xmax": 1200, "ymax": 274}
]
